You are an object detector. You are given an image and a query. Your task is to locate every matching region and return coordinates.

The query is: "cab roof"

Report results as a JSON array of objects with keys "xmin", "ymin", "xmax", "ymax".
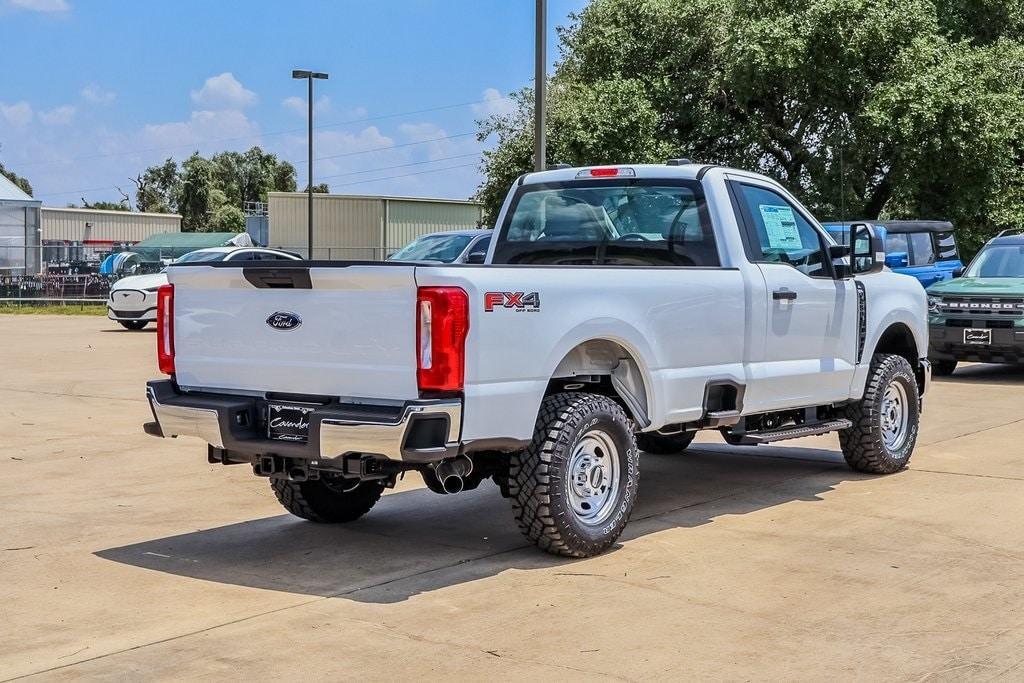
[{"xmin": 517, "ymin": 163, "xmax": 774, "ymax": 186}]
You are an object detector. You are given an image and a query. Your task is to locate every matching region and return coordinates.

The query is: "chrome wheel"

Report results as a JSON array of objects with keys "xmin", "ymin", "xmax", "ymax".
[
  {"xmin": 880, "ymin": 379, "xmax": 909, "ymax": 450},
  {"xmin": 567, "ymin": 428, "xmax": 621, "ymax": 526}
]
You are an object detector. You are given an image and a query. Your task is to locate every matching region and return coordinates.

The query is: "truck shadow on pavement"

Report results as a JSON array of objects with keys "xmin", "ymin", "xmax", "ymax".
[
  {"xmin": 96, "ymin": 443, "xmax": 876, "ymax": 604},
  {"xmin": 936, "ymin": 363, "xmax": 1024, "ymax": 386}
]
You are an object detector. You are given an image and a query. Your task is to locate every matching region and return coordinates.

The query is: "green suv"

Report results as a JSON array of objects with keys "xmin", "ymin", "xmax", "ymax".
[{"xmin": 927, "ymin": 229, "xmax": 1024, "ymax": 375}]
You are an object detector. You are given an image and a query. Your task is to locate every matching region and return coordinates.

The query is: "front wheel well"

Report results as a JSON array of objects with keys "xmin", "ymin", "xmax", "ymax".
[
  {"xmin": 872, "ymin": 323, "xmax": 919, "ymax": 367},
  {"xmin": 871, "ymin": 323, "xmax": 925, "ymax": 395}
]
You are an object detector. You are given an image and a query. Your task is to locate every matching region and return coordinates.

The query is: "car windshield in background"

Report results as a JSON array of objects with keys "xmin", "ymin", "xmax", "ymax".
[
  {"xmin": 965, "ymin": 245, "xmax": 1024, "ymax": 278},
  {"xmin": 492, "ymin": 181, "xmax": 718, "ymax": 266},
  {"xmin": 389, "ymin": 234, "xmax": 473, "ymax": 262},
  {"xmin": 173, "ymin": 251, "xmax": 229, "ymax": 263}
]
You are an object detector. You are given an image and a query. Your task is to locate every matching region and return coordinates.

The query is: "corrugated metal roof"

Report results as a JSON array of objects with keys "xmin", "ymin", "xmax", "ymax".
[
  {"xmin": 42, "ymin": 206, "xmax": 182, "ymax": 219},
  {"xmin": 0, "ymin": 174, "xmax": 38, "ymax": 203},
  {"xmin": 267, "ymin": 191, "xmax": 480, "ymax": 205}
]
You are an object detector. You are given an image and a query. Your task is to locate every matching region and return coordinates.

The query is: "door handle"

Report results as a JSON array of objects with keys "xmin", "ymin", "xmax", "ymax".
[{"xmin": 773, "ymin": 289, "xmax": 797, "ymax": 301}]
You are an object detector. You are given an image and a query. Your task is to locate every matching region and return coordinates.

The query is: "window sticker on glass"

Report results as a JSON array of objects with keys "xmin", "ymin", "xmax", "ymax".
[{"xmin": 759, "ymin": 205, "xmax": 802, "ymax": 250}]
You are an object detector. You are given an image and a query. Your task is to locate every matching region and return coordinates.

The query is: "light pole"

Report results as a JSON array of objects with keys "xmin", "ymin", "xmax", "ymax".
[
  {"xmin": 534, "ymin": 0, "xmax": 546, "ymax": 172},
  {"xmin": 292, "ymin": 69, "xmax": 329, "ymax": 259}
]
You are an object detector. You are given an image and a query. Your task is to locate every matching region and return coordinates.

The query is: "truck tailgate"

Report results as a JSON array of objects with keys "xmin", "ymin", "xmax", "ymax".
[{"xmin": 168, "ymin": 264, "xmax": 419, "ymax": 399}]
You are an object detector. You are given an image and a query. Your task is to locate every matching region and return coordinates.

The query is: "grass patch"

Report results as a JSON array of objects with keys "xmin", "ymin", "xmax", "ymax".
[{"xmin": 0, "ymin": 303, "xmax": 107, "ymax": 316}]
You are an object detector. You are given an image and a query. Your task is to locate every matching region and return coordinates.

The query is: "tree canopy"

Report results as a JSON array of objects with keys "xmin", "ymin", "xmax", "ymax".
[
  {"xmin": 134, "ymin": 146, "xmax": 297, "ymax": 231},
  {"xmin": 0, "ymin": 160, "xmax": 33, "ymax": 197},
  {"xmin": 475, "ymin": 0, "xmax": 1024, "ymax": 254}
]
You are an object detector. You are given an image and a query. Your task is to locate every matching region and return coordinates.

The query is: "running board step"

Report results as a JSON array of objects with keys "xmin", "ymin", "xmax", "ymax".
[{"xmin": 736, "ymin": 418, "xmax": 852, "ymax": 445}]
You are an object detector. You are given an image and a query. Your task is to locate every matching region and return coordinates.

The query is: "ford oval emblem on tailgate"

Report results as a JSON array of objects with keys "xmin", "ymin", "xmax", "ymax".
[{"xmin": 266, "ymin": 311, "xmax": 302, "ymax": 331}]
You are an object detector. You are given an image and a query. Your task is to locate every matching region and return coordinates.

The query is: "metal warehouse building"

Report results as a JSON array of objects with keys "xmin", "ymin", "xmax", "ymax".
[
  {"xmin": 266, "ymin": 192, "xmax": 485, "ymax": 260},
  {"xmin": 0, "ymin": 174, "xmax": 42, "ymax": 275}
]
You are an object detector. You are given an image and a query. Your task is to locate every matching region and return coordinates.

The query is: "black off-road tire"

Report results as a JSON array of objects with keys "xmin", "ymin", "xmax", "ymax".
[
  {"xmin": 271, "ymin": 476, "xmax": 384, "ymax": 523},
  {"xmin": 932, "ymin": 359, "xmax": 957, "ymax": 376},
  {"xmin": 509, "ymin": 392, "xmax": 639, "ymax": 558},
  {"xmin": 839, "ymin": 353, "xmax": 920, "ymax": 474},
  {"xmin": 636, "ymin": 431, "xmax": 695, "ymax": 454},
  {"xmin": 119, "ymin": 320, "xmax": 148, "ymax": 330}
]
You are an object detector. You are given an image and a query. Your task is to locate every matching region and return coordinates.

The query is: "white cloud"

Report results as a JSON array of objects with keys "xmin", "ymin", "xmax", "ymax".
[
  {"xmin": 6, "ymin": 0, "xmax": 70, "ymax": 13},
  {"xmin": 140, "ymin": 109, "xmax": 260, "ymax": 150},
  {"xmin": 190, "ymin": 72, "xmax": 256, "ymax": 109},
  {"xmin": 80, "ymin": 83, "xmax": 116, "ymax": 105},
  {"xmin": 39, "ymin": 105, "xmax": 76, "ymax": 126},
  {"xmin": 281, "ymin": 95, "xmax": 334, "ymax": 117},
  {"xmin": 0, "ymin": 101, "xmax": 33, "ymax": 127},
  {"xmin": 471, "ymin": 88, "xmax": 515, "ymax": 119}
]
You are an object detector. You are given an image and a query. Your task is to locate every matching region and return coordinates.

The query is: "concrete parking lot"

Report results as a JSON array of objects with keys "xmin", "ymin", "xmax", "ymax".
[{"xmin": 2, "ymin": 314, "xmax": 1023, "ymax": 681}]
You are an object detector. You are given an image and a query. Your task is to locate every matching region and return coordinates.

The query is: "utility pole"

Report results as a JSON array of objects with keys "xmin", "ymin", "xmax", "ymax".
[
  {"xmin": 292, "ymin": 69, "xmax": 329, "ymax": 259},
  {"xmin": 534, "ymin": 0, "xmax": 546, "ymax": 172}
]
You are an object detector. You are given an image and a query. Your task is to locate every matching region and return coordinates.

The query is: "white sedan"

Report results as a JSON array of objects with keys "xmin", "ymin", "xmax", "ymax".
[{"xmin": 107, "ymin": 247, "xmax": 301, "ymax": 330}]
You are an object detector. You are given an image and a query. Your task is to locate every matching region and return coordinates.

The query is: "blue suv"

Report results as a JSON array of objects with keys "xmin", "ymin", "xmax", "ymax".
[{"xmin": 823, "ymin": 220, "xmax": 963, "ymax": 287}]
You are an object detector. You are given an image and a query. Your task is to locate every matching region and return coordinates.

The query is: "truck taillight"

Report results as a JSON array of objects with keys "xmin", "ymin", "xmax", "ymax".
[
  {"xmin": 156, "ymin": 284, "xmax": 175, "ymax": 375},
  {"xmin": 416, "ymin": 286, "xmax": 469, "ymax": 392}
]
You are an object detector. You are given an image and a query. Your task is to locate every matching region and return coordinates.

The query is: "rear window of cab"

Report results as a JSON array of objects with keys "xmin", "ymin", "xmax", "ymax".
[{"xmin": 491, "ymin": 179, "xmax": 719, "ymax": 267}]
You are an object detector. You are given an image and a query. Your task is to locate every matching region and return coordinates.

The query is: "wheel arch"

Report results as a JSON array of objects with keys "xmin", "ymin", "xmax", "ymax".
[
  {"xmin": 872, "ymin": 322, "xmax": 920, "ymax": 367},
  {"xmin": 547, "ymin": 336, "xmax": 657, "ymax": 429},
  {"xmin": 869, "ymin": 321, "xmax": 927, "ymax": 396}
]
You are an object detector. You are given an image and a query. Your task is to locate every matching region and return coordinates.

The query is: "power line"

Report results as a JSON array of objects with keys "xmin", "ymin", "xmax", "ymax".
[
  {"xmin": 316, "ymin": 152, "xmax": 481, "ymax": 181},
  {"xmin": 298, "ymin": 131, "xmax": 477, "ymax": 164},
  {"xmin": 32, "ymin": 143, "xmax": 479, "ymax": 197},
  {"xmin": 14, "ymin": 94, "xmax": 509, "ymax": 170},
  {"xmin": 332, "ymin": 162, "xmax": 479, "ymax": 188}
]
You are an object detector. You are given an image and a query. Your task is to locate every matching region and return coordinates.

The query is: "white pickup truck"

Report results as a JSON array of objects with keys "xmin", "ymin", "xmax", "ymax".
[{"xmin": 144, "ymin": 163, "xmax": 930, "ymax": 557}]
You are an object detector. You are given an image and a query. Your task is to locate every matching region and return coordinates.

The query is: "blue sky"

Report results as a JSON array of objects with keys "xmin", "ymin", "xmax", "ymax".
[{"xmin": 0, "ymin": 0, "xmax": 588, "ymax": 205}]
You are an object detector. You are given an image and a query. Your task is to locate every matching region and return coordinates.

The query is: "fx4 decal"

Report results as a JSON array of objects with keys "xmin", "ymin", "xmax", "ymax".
[{"xmin": 484, "ymin": 291, "xmax": 541, "ymax": 312}]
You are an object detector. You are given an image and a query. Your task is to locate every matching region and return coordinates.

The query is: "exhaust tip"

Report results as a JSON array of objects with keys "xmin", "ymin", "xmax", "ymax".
[{"xmin": 441, "ymin": 475, "xmax": 464, "ymax": 494}]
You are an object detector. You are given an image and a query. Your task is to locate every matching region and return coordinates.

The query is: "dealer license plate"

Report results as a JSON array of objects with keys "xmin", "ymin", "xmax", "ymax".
[
  {"xmin": 963, "ymin": 328, "xmax": 992, "ymax": 346},
  {"xmin": 267, "ymin": 402, "xmax": 315, "ymax": 442}
]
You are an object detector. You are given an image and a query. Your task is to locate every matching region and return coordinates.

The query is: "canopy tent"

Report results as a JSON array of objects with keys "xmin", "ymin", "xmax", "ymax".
[{"xmin": 126, "ymin": 231, "xmax": 253, "ymax": 262}]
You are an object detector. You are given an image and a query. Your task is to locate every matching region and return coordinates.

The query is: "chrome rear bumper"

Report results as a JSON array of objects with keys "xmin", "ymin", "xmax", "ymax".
[{"xmin": 144, "ymin": 380, "xmax": 461, "ymax": 463}]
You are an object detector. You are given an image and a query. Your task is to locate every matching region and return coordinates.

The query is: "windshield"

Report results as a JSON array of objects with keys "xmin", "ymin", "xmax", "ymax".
[
  {"xmin": 492, "ymin": 181, "xmax": 719, "ymax": 266},
  {"xmin": 173, "ymin": 250, "xmax": 229, "ymax": 263},
  {"xmin": 965, "ymin": 244, "xmax": 1024, "ymax": 278},
  {"xmin": 389, "ymin": 234, "xmax": 473, "ymax": 262}
]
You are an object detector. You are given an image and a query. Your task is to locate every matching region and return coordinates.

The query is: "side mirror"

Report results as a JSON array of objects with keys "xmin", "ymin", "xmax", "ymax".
[
  {"xmin": 464, "ymin": 252, "xmax": 486, "ymax": 264},
  {"xmin": 850, "ymin": 222, "xmax": 885, "ymax": 275},
  {"xmin": 885, "ymin": 251, "xmax": 909, "ymax": 269},
  {"xmin": 952, "ymin": 266, "xmax": 965, "ymax": 278}
]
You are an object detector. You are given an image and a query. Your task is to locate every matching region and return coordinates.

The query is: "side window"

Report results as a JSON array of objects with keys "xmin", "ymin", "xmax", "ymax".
[
  {"xmin": 885, "ymin": 233, "xmax": 909, "ymax": 259},
  {"xmin": 909, "ymin": 232, "xmax": 935, "ymax": 266},
  {"xmin": 736, "ymin": 184, "xmax": 829, "ymax": 277},
  {"xmin": 936, "ymin": 231, "xmax": 959, "ymax": 261},
  {"xmin": 468, "ymin": 236, "xmax": 490, "ymax": 257},
  {"xmin": 226, "ymin": 251, "xmax": 254, "ymax": 261},
  {"xmin": 255, "ymin": 252, "xmax": 293, "ymax": 261}
]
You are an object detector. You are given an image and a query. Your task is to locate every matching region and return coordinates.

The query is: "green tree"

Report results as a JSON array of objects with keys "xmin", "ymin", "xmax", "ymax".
[
  {"xmin": 476, "ymin": 0, "xmax": 1024, "ymax": 254},
  {"xmin": 209, "ymin": 203, "xmax": 245, "ymax": 232},
  {"xmin": 302, "ymin": 183, "xmax": 330, "ymax": 193},
  {"xmin": 0, "ymin": 160, "xmax": 33, "ymax": 196},
  {"xmin": 134, "ymin": 158, "xmax": 180, "ymax": 214},
  {"xmin": 213, "ymin": 146, "xmax": 297, "ymax": 207},
  {"xmin": 177, "ymin": 153, "xmax": 219, "ymax": 231}
]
